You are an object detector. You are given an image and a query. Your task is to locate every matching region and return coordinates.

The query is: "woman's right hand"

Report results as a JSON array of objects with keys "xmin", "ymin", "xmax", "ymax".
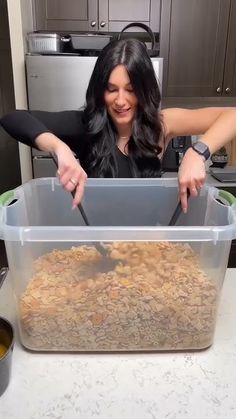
[
  {"xmin": 55, "ymin": 144, "xmax": 87, "ymax": 209},
  {"xmin": 35, "ymin": 132, "xmax": 87, "ymax": 208}
]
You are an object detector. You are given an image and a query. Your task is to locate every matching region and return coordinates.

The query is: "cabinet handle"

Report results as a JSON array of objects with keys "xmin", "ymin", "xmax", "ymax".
[
  {"xmin": 90, "ymin": 20, "xmax": 96, "ymax": 27},
  {"xmin": 100, "ymin": 21, "xmax": 106, "ymax": 28},
  {"xmin": 216, "ymin": 87, "xmax": 221, "ymax": 94},
  {"xmin": 225, "ymin": 87, "xmax": 231, "ymax": 94}
]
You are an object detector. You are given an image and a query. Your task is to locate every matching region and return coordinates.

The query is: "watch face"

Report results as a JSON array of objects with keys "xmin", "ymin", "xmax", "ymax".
[
  {"xmin": 192, "ymin": 142, "xmax": 210, "ymax": 160},
  {"xmin": 194, "ymin": 142, "xmax": 207, "ymax": 153}
]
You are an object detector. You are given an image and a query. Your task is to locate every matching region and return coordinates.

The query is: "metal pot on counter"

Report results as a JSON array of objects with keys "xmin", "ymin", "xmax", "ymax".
[
  {"xmin": 27, "ymin": 32, "xmax": 112, "ymax": 54},
  {"xmin": 27, "ymin": 32, "xmax": 72, "ymax": 54}
]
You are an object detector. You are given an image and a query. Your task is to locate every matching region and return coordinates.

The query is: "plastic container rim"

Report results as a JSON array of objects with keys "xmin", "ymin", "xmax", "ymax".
[{"xmin": 0, "ymin": 177, "xmax": 236, "ymax": 243}]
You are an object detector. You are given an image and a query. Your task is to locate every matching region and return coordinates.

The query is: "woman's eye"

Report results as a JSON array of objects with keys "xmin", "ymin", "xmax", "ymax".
[
  {"xmin": 126, "ymin": 89, "xmax": 134, "ymax": 93},
  {"xmin": 107, "ymin": 87, "xmax": 117, "ymax": 93}
]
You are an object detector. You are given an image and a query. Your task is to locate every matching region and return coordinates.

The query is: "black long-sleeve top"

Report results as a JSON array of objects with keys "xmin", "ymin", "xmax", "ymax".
[{"xmin": 0, "ymin": 110, "xmax": 135, "ymax": 177}]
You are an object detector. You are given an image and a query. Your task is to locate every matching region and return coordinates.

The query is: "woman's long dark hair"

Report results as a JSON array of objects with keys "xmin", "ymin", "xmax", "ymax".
[{"xmin": 82, "ymin": 39, "xmax": 163, "ymax": 177}]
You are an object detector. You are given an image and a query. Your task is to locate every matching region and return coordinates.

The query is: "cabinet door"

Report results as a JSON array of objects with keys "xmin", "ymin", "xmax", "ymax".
[
  {"xmin": 33, "ymin": 0, "xmax": 98, "ymax": 31},
  {"xmin": 160, "ymin": 0, "xmax": 230, "ymax": 97},
  {"xmin": 222, "ymin": 0, "xmax": 236, "ymax": 96},
  {"xmin": 99, "ymin": 0, "xmax": 160, "ymax": 32}
]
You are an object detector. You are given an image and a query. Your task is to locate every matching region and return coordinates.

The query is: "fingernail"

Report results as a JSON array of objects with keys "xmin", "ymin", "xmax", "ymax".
[
  {"xmin": 72, "ymin": 204, "xmax": 76, "ymax": 210},
  {"xmin": 183, "ymin": 208, "xmax": 187, "ymax": 214}
]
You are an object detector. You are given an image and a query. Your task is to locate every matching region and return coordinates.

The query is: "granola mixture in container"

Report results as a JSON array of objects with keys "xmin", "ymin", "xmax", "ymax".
[{"xmin": 19, "ymin": 242, "xmax": 219, "ymax": 351}]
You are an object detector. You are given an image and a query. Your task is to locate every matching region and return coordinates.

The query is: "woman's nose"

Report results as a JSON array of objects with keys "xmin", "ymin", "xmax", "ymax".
[{"xmin": 115, "ymin": 90, "xmax": 126, "ymax": 106}]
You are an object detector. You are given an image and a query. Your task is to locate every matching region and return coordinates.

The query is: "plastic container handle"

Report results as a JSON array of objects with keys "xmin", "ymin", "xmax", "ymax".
[
  {"xmin": 0, "ymin": 190, "xmax": 14, "ymax": 240},
  {"xmin": 0, "ymin": 267, "xmax": 8, "ymax": 289},
  {"xmin": 0, "ymin": 190, "xmax": 14, "ymax": 206},
  {"xmin": 218, "ymin": 190, "xmax": 236, "ymax": 206}
]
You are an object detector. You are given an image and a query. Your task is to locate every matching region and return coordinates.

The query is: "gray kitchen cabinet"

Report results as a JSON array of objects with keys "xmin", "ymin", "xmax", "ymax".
[
  {"xmin": 160, "ymin": 0, "xmax": 236, "ymax": 97},
  {"xmin": 33, "ymin": 0, "xmax": 160, "ymax": 32},
  {"xmin": 98, "ymin": 0, "xmax": 160, "ymax": 32},
  {"xmin": 33, "ymin": 0, "xmax": 99, "ymax": 31},
  {"xmin": 222, "ymin": 0, "xmax": 236, "ymax": 97}
]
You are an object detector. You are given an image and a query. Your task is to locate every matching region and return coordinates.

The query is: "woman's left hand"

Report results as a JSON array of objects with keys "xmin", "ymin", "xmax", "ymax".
[{"xmin": 178, "ymin": 147, "xmax": 206, "ymax": 212}]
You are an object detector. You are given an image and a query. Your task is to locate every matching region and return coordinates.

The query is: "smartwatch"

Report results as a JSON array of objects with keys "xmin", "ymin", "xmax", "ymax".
[{"xmin": 191, "ymin": 141, "xmax": 210, "ymax": 161}]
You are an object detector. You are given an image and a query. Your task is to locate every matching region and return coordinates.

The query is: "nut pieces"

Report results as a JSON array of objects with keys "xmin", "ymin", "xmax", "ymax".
[{"xmin": 19, "ymin": 242, "xmax": 218, "ymax": 351}]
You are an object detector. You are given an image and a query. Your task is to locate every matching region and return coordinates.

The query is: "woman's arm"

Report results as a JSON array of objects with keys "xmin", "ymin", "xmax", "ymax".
[
  {"xmin": 161, "ymin": 107, "xmax": 236, "ymax": 211},
  {"xmin": 35, "ymin": 131, "xmax": 87, "ymax": 208},
  {"xmin": 0, "ymin": 110, "xmax": 87, "ymax": 207},
  {"xmin": 0, "ymin": 110, "xmax": 84, "ymax": 152}
]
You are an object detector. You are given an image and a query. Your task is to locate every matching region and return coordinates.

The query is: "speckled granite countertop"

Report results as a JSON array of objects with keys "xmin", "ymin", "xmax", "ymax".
[{"xmin": 0, "ymin": 269, "xmax": 236, "ymax": 419}]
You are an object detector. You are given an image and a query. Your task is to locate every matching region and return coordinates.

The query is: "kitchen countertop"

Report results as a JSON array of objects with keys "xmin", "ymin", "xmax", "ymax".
[
  {"xmin": 0, "ymin": 269, "xmax": 236, "ymax": 419},
  {"xmin": 163, "ymin": 168, "xmax": 236, "ymax": 188}
]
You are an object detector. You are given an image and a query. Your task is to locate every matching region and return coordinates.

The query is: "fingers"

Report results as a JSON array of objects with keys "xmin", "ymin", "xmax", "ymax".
[
  {"xmin": 59, "ymin": 167, "xmax": 78, "ymax": 191},
  {"xmin": 72, "ymin": 176, "xmax": 87, "ymax": 209},
  {"xmin": 179, "ymin": 176, "xmax": 205, "ymax": 213},
  {"xmin": 179, "ymin": 185, "xmax": 195, "ymax": 214},
  {"xmin": 179, "ymin": 187, "xmax": 188, "ymax": 214},
  {"xmin": 57, "ymin": 164, "xmax": 87, "ymax": 206},
  {"xmin": 65, "ymin": 177, "xmax": 79, "ymax": 193},
  {"xmin": 178, "ymin": 149, "xmax": 206, "ymax": 213},
  {"xmin": 69, "ymin": 177, "xmax": 78, "ymax": 187}
]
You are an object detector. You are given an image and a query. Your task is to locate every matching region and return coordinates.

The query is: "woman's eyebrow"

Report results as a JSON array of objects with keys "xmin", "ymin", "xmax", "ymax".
[
  {"xmin": 107, "ymin": 82, "xmax": 133, "ymax": 88},
  {"xmin": 107, "ymin": 82, "xmax": 117, "ymax": 88}
]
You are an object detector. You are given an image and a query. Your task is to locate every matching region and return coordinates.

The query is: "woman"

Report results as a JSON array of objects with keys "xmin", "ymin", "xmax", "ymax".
[{"xmin": 1, "ymin": 39, "xmax": 236, "ymax": 212}]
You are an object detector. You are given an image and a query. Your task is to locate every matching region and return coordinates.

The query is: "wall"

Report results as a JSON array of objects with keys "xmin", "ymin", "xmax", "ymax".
[
  {"xmin": 6, "ymin": 0, "xmax": 34, "ymax": 182},
  {"xmin": 0, "ymin": 1, "xmax": 21, "ymax": 192}
]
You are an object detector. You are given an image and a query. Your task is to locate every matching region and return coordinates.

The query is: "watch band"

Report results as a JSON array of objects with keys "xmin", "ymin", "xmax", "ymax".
[{"xmin": 191, "ymin": 141, "xmax": 210, "ymax": 161}]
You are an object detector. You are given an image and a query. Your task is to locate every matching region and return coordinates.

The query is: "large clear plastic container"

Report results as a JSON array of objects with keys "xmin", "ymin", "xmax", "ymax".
[{"xmin": 0, "ymin": 178, "xmax": 236, "ymax": 352}]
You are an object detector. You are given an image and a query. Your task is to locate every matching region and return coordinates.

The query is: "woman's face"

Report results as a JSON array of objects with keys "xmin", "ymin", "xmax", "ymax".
[{"xmin": 104, "ymin": 65, "xmax": 138, "ymax": 131}]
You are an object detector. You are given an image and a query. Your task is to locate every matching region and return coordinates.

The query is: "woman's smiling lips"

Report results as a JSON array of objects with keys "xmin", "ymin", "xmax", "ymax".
[{"xmin": 113, "ymin": 108, "xmax": 131, "ymax": 117}]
